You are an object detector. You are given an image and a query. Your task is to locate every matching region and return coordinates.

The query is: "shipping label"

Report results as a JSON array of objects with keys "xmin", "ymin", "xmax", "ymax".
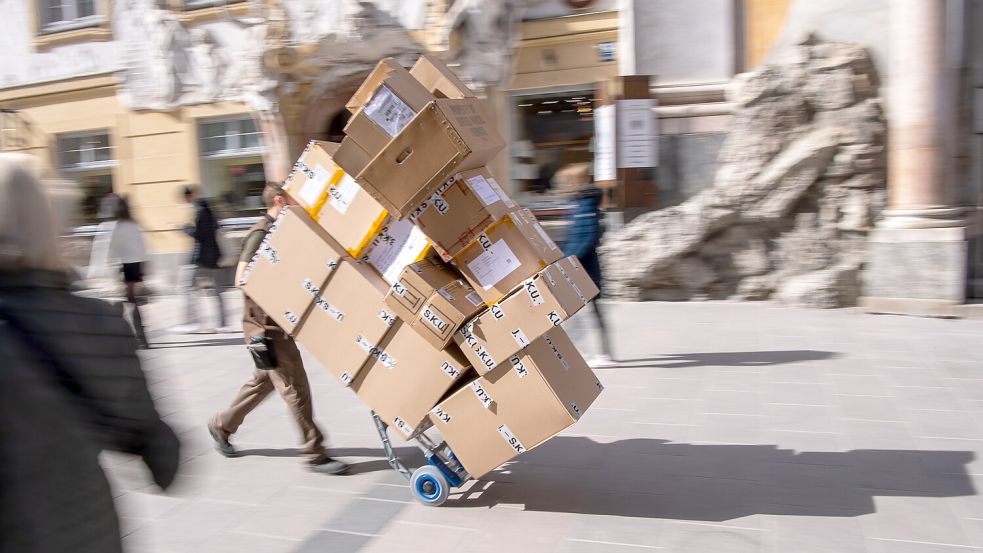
[
  {"xmin": 364, "ymin": 85, "xmax": 415, "ymax": 137},
  {"xmin": 467, "ymin": 174, "xmax": 501, "ymax": 206},
  {"xmin": 466, "ymin": 239, "xmax": 522, "ymax": 291},
  {"xmin": 421, "ymin": 305, "xmax": 449, "ymax": 333},
  {"xmin": 511, "ymin": 328, "xmax": 530, "ymax": 348},
  {"xmin": 439, "ymin": 361, "xmax": 461, "ymax": 380},
  {"xmin": 470, "ymin": 380, "xmax": 495, "ymax": 409},
  {"xmin": 524, "ymin": 279, "xmax": 545, "ymax": 306},
  {"xmin": 497, "ymin": 424, "xmax": 526, "ymax": 454},
  {"xmin": 378, "ymin": 309, "xmax": 397, "ymax": 327},
  {"xmin": 431, "ymin": 405, "xmax": 452, "ymax": 425},
  {"xmin": 298, "ymin": 164, "xmax": 333, "ymax": 209},
  {"xmin": 510, "ymin": 355, "xmax": 528, "ymax": 378},
  {"xmin": 326, "ymin": 173, "xmax": 359, "ymax": 215},
  {"xmin": 488, "ymin": 177, "xmax": 515, "ymax": 208}
]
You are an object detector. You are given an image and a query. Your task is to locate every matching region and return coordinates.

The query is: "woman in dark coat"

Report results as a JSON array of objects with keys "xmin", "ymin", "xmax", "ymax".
[
  {"xmin": 0, "ymin": 154, "xmax": 180, "ymax": 553},
  {"xmin": 560, "ymin": 164, "xmax": 616, "ymax": 366}
]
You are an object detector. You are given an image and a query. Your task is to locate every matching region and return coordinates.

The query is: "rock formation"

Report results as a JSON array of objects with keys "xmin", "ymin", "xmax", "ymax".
[{"xmin": 600, "ymin": 35, "xmax": 887, "ymax": 308}]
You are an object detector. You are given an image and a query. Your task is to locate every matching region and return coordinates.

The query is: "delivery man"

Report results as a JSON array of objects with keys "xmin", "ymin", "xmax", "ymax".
[{"xmin": 207, "ymin": 183, "xmax": 349, "ymax": 475}]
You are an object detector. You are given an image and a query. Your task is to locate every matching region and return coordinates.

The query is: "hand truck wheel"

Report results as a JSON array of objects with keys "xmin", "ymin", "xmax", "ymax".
[{"xmin": 410, "ymin": 465, "xmax": 450, "ymax": 507}]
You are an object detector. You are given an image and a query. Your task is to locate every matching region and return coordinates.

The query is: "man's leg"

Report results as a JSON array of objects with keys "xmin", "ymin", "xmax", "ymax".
[
  {"xmin": 213, "ymin": 368, "xmax": 275, "ymax": 439},
  {"xmin": 592, "ymin": 298, "xmax": 616, "ymax": 360},
  {"xmin": 183, "ymin": 265, "xmax": 200, "ymax": 326},
  {"xmin": 204, "ymin": 267, "xmax": 228, "ymax": 328},
  {"xmin": 265, "ymin": 335, "xmax": 328, "ymax": 465}
]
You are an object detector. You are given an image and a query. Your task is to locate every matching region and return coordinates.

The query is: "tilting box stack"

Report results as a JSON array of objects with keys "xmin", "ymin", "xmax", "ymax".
[{"xmin": 239, "ymin": 55, "xmax": 604, "ymax": 504}]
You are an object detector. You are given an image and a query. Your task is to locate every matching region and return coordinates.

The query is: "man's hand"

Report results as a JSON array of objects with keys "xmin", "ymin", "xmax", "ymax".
[{"xmin": 234, "ymin": 261, "xmax": 249, "ymax": 288}]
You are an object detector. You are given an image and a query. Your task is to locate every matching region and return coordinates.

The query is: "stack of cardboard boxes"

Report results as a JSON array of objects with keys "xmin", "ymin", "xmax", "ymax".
[{"xmin": 239, "ymin": 55, "xmax": 604, "ymax": 479}]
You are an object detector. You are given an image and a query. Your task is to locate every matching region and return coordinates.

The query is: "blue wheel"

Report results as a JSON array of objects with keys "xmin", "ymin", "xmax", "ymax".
[{"xmin": 410, "ymin": 465, "xmax": 450, "ymax": 506}]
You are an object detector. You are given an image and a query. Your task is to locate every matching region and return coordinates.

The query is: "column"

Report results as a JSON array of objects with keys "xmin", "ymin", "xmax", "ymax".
[{"xmin": 860, "ymin": 0, "xmax": 968, "ymax": 316}]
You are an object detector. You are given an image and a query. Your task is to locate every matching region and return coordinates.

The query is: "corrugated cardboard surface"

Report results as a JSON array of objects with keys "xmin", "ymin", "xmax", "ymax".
[
  {"xmin": 384, "ymin": 258, "xmax": 459, "ymax": 322},
  {"xmin": 282, "ymin": 141, "xmax": 343, "ymax": 216},
  {"xmin": 362, "ymin": 218, "xmax": 432, "ymax": 285},
  {"xmin": 334, "ymin": 137, "xmax": 373, "ymax": 181},
  {"xmin": 453, "ymin": 208, "xmax": 563, "ymax": 306},
  {"xmin": 410, "ymin": 278, "xmax": 485, "ymax": 349},
  {"xmin": 352, "ymin": 320, "xmax": 472, "ymax": 439},
  {"xmin": 240, "ymin": 207, "xmax": 347, "ymax": 335},
  {"xmin": 410, "ymin": 54, "xmax": 475, "ymax": 100},
  {"xmin": 429, "ymin": 328, "xmax": 602, "ymax": 478},
  {"xmin": 413, "ymin": 167, "xmax": 515, "ymax": 260},
  {"xmin": 313, "ymin": 172, "xmax": 388, "ymax": 258},
  {"xmin": 346, "ymin": 58, "xmax": 432, "ymax": 114},
  {"xmin": 356, "ymin": 98, "xmax": 505, "ymax": 219},
  {"xmin": 295, "ymin": 259, "xmax": 397, "ymax": 387},
  {"xmin": 455, "ymin": 256, "xmax": 599, "ymax": 373}
]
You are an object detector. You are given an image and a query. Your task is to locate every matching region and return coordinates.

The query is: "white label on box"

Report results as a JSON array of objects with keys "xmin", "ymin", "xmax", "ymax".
[
  {"xmin": 511, "ymin": 328, "xmax": 530, "ymax": 348},
  {"xmin": 327, "ymin": 258, "xmax": 340, "ymax": 271},
  {"xmin": 340, "ymin": 372, "xmax": 353, "ymax": 384},
  {"xmin": 431, "ymin": 406, "xmax": 452, "ymax": 424},
  {"xmin": 327, "ymin": 173, "xmax": 359, "ymax": 215},
  {"xmin": 315, "ymin": 297, "xmax": 344, "ymax": 322},
  {"xmin": 532, "ymin": 221, "xmax": 558, "ymax": 250},
  {"xmin": 284, "ymin": 310, "xmax": 300, "ymax": 326},
  {"xmin": 510, "ymin": 355, "xmax": 528, "ymax": 378},
  {"xmin": 466, "ymin": 292, "xmax": 483, "ymax": 306},
  {"xmin": 378, "ymin": 309, "xmax": 397, "ymax": 327},
  {"xmin": 488, "ymin": 177, "xmax": 515, "ymax": 208},
  {"xmin": 259, "ymin": 242, "xmax": 278, "ymax": 264},
  {"xmin": 543, "ymin": 334, "xmax": 569, "ymax": 369},
  {"xmin": 364, "ymin": 85, "xmax": 416, "ymax": 137},
  {"xmin": 470, "ymin": 380, "xmax": 494, "ymax": 409},
  {"xmin": 466, "ymin": 239, "xmax": 522, "ymax": 291},
  {"xmin": 523, "ymin": 279, "xmax": 545, "ymax": 306},
  {"xmin": 392, "ymin": 282, "xmax": 408, "ymax": 296},
  {"xmin": 547, "ymin": 311, "xmax": 563, "ymax": 326},
  {"xmin": 431, "ymin": 193, "xmax": 450, "ymax": 215},
  {"xmin": 460, "ymin": 332, "xmax": 497, "ymax": 370},
  {"xmin": 467, "ymin": 174, "xmax": 500, "ymax": 206},
  {"xmin": 298, "ymin": 164, "xmax": 332, "ymax": 208},
  {"xmin": 421, "ymin": 305, "xmax": 449, "ymax": 333},
  {"xmin": 436, "ymin": 288, "xmax": 455, "ymax": 302},
  {"xmin": 303, "ymin": 278, "xmax": 321, "ymax": 297},
  {"xmin": 497, "ymin": 424, "xmax": 526, "ymax": 454},
  {"xmin": 570, "ymin": 403, "xmax": 582, "ymax": 418},
  {"xmin": 490, "ymin": 304, "xmax": 505, "ymax": 320},
  {"xmin": 439, "ymin": 361, "xmax": 461, "ymax": 380},
  {"xmin": 356, "ymin": 335, "xmax": 396, "ymax": 368},
  {"xmin": 393, "ymin": 417, "xmax": 413, "ymax": 438},
  {"xmin": 366, "ymin": 219, "xmax": 431, "ymax": 285}
]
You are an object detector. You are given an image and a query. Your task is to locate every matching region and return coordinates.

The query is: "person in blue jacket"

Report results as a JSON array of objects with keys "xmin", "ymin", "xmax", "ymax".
[{"xmin": 560, "ymin": 165, "xmax": 616, "ymax": 367}]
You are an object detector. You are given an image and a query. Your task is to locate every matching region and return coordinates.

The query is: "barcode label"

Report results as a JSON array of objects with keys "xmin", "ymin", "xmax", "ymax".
[{"xmin": 497, "ymin": 424, "xmax": 526, "ymax": 454}]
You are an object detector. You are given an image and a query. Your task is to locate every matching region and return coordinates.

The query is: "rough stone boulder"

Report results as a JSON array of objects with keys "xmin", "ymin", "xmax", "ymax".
[{"xmin": 600, "ymin": 35, "xmax": 887, "ymax": 308}]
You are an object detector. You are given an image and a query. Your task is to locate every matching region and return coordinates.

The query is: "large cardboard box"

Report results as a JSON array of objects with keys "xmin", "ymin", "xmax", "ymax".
[
  {"xmin": 345, "ymin": 58, "xmax": 434, "ymax": 115},
  {"xmin": 452, "ymin": 208, "xmax": 563, "ymax": 306},
  {"xmin": 411, "ymin": 167, "xmax": 515, "ymax": 261},
  {"xmin": 355, "ymin": 97, "xmax": 505, "ymax": 219},
  {"xmin": 344, "ymin": 60, "xmax": 433, "ymax": 156},
  {"xmin": 239, "ymin": 207, "xmax": 347, "ymax": 335},
  {"xmin": 333, "ymin": 137, "xmax": 373, "ymax": 180},
  {"xmin": 409, "ymin": 54, "xmax": 475, "ymax": 100},
  {"xmin": 454, "ymin": 256, "xmax": 599, "ymax": 373},
  {"xmin": 352, "ymin": 320, "xmax": 472, "ymax": 439},
  {"xmin": 362, "ymin": 217, "xmax": 432, "ymax": 285},
  {"xmin": 428, "ymin": 328, "xmax": 603, "ymax": 478},
  {"xmin": 295, "ymin": 258, "xmax": 397, "ymax": 386},
  {"xmin": 282, "ymin": 141, "xmax": 388, "ymax": 258}
]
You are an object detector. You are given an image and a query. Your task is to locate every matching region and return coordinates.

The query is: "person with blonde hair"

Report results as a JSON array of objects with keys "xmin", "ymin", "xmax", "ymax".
[{"xmin": 0, "ymin": 153, "xmax": 179, "ymax": 553}]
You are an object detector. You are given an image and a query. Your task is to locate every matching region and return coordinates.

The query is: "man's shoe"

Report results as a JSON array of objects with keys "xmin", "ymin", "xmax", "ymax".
[
  {"xmin": 310, "ymin": 458, "xmax": 350, "ymax": 475},
  {"xmin": 207, "ymin": 422, "xmax": 237, "ymax": 458}
]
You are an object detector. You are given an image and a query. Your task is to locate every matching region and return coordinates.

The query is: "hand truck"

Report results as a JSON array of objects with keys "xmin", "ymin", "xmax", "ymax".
[{"xmin": 371, "ymin": 411, "xmax": 470, "ymax": 507}]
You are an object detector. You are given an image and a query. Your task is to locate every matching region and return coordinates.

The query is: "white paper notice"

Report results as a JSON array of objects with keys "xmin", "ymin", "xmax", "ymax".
[
  {"xmin": 366, "ymin": 219, "xmax": 431, "ymax": 284},
  {"xmin": 299, "ymin": 165, "xmax": 332, "ymax": 208},
  {"xmin": 617, "ymin": 98, "xmax": 657, "ymax": 168},
  {"xmin": 466, "ymin": 239, "xmax": 522, "ymax": 290},
  {"xmin": 327, "ymin": 173, "xmax": 359, "ymax": 215},
  {"xmin": 467, "ymin": 174, "xmax": 500, "ymax": 206},
  {"xmin": 594, "ymin": 104, "xmax": 616, "ymax": 181},
  {"xmin": 364, "ymin": 85, "xmax": 415, "ymax": 137}
]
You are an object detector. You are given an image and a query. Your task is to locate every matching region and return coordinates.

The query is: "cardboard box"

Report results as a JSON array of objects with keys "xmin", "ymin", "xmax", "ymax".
[
  {"xmin": 333, "ymin": 137, "xmax": 373, "ymax": 179},
  {"xmin": 384, "ymin": 258, "xmax": 460, "ymax": 322},
  {"xmin": 356, "ymin": 97, "xmax": 505, "ymax": 219},
  {"xmin": 455, "ymin": 256, "xmax": 599, "ymax": 373},
  {"xmin": 411, "ymin": 278, "xmax": 485, "ymax": 349},
  {"xmin": 282, "ymin": 141, "xmax": 388, "ymax": 258},
  {"xmin": 452, "ymin": 208, "xmax": 563, "ymax": 306},
  {"xmin": 295, "ymin": 258, "xmax": 397, "ymax": 387},
  {"xmin": 410, "ymin": 54, "xmax": 475, "ymax": 100},
  {"xmin": 411, "ymin": 167, "xmax": 515, "ymax": 261},
  {"xmin": 352, "ymin": 320, "xmax": 472, "ymax": 439},
  {"xmin": 345, "ymin": 58, "xmax": 434, "ymax": 115},
  {"xmin": 428, "ymin": 327, "xmax": 602, "ymax": 478},
  {"xmin": 239, "ymin": 207, "xmax": 347, "ymax": 335},
  {"xmin": 362, "ymin": 217, "xmax": 432, "ymax": 285}
]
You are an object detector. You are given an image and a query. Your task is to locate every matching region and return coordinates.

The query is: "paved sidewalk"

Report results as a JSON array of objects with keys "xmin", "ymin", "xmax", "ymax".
[{"xmin": 109, "ymin": 295, "xmax": 983, "ymax": 553}]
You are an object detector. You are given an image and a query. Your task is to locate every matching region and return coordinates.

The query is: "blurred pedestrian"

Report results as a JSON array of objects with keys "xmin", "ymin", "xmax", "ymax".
[
  {"xmin": 0, "ymin": 153, "xmax": 180, "ymax": 553},
  {"xmin": 172, "ymin": 185, "xmax": 232, "ymax": 333},
  {"xmin": 557, "ymin": 163, "xmax": 616, "ymax": 367},
  {"xmin": 107, "ymin": 194, "xmax": 150, "ymax": 348},
  {"xmin": 207, "ymin": 183, "xmax": 349, "ymax": 475}
]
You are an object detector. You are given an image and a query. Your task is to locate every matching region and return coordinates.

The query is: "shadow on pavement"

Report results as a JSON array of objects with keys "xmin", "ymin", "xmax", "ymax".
[
  {"xmin": 598, "ymin": 350, "xmax": 838, "ymax": 369},
  {"xmin": 452, "ymin": 437, "xmax": 976, "ymax": 520},
  {"xmin": 148, "ymin": 337, "xmax": 245, "ymax": 349},
  {"xmin": 235, "ymin": 446, "xmax": 422, "ymax": 476}
]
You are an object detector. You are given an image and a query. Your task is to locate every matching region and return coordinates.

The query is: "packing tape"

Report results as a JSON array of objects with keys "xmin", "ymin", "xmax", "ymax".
[
  {"xmin": 439, "ymin": 361, "xmax": 461, "ymax": 380},
  {"xmin": 349, "ymin": 210, "xmax": 390, "ymax": 258},
  {"xmin": 431, "ymin": 405, "xmax": 452, "ymax": 424},
  {"xmin": 470, "ymin": 380, "xmax": 495, "ymax": 409},
  {"xmin": 497, "ymin": 424, "xmax": 526, "ymax": 454},
  {"xmin": 510, "ymin": 355, "xmax": 528, "ymax": 378}
]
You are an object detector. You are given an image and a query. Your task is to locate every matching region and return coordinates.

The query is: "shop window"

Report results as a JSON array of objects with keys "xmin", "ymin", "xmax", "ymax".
[
  {"xmin": 197, "ymin": 116, "xmax": 267, "ymax": 217},
  {"xmin": 56, "ymin": 130, "xmax": 116, "ymax": 225}
]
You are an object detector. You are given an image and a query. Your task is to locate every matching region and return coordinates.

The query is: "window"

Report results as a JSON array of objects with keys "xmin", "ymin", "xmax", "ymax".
[
  {"xmin": 38, "ymin": 0, "xmax": 101, "ymax": 33},
  {"xmin": 182, "ymin": 0, "xmax": 244, "ymax": 10},
  {"xmin": 199, "ymin": 117, "xmax": 264, "ymax": 159},
  {"xmin": 197, "ymin": 116, "xmax": 267, "ymax": 216},
  {"xmin": 56, "ymin": 130, "xmax": 116, "ymax": 224}
]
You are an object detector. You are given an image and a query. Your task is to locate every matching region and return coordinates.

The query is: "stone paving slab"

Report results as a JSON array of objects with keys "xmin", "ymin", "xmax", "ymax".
[{"xmin": 104, "ymin": 294, "xmax": 983, "ymax": 553}]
